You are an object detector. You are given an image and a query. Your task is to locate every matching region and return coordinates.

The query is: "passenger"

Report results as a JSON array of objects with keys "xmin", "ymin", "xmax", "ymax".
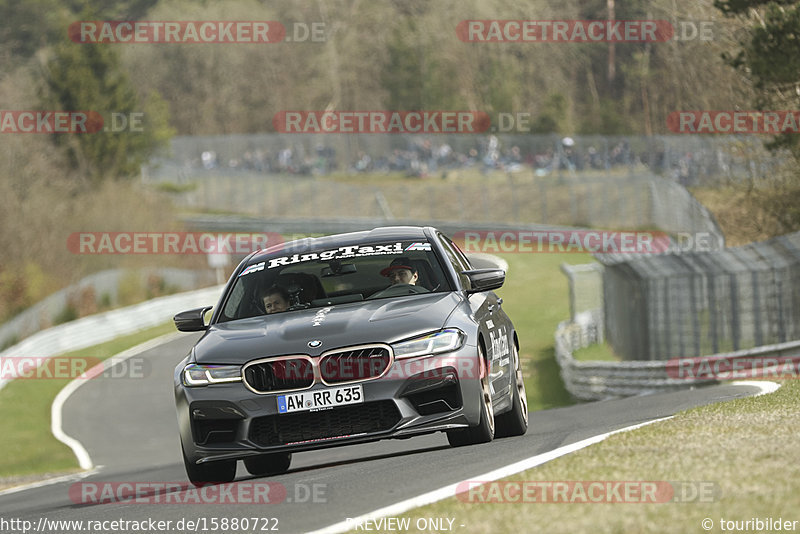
[{"xmin": 261, "ymin": 285, "xmax": 290, "ymax": 314}]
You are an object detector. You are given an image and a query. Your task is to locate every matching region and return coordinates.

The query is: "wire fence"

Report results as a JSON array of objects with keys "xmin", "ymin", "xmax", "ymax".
[
  {"xmin": 146, "ymin": 134, "xmax": 739, "ymax": 240},
  {"xmin": 597, "ymin": 231, "xmax": 800, "ymax": 361},
  {"xmin": 149, "ymin": 172, "xmax": 724, "ymax": 244},
  {"xmin": 147, "ymin": 133, "xmax": 781, "ymax": 187}
]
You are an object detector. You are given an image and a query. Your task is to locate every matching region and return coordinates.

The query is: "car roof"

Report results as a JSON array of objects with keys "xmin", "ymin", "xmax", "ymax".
[{"xmin": 249, "ymin": 226, "xmax": 435, "ymax": 263}]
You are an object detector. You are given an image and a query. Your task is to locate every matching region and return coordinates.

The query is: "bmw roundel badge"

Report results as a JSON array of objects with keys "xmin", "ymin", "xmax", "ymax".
[{"xmin": 308, "ymin": 340, "xmax": 323, "ymax": 348}]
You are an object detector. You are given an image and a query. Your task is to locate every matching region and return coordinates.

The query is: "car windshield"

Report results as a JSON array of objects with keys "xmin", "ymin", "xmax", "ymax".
[{"xmin": 217, "ymin": 239, "xmax": 453, "ymax": 322}]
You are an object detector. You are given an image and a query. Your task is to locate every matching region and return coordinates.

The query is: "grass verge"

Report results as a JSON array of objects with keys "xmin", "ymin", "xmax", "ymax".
[
  {"xmin": 0, "ymin": 321, "xmax": 175, "ymax": 479},
  {"xmin": 387, "ymin": 380, "xmax": 797, "ymax": 534},
  {"xmin": 572, "ymin": 341, "xmax": 621, "ymax": 362},
  {"xmin": 494, "ymin": 253, "xmax": 593, "ymax": 412}
]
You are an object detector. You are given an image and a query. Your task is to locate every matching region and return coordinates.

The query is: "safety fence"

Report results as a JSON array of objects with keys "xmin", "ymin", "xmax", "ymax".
[
  {"xmin": 0, "ymin": 268, "xmax": 215, "ymax": 351},
  {"xmin": 0, "ymin": 284, "xmax": 224, "ymax": 392},
  {"xmin": 598, "ymin": 231, "xmax": 800, "ymax": 362},
  {"xmin": 147, "ymin": 133, "xmax": 780, "ymax": 187},
  {"xmin": 149, "ymin": 170, "xmax": 724, "ymax": 244}
]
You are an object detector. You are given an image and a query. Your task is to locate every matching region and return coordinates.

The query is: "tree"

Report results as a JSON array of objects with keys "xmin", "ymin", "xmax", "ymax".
[
  {"xmin": 716, "ymin": 0, "xmax": 800, "ymax": 153},
  {"xmin": 39, "ymin": 28, "xmax": 173, "ymax": 182},
  {"xmin": 715, "ymin": 0, "xmax": 800, "ymax": 233}
]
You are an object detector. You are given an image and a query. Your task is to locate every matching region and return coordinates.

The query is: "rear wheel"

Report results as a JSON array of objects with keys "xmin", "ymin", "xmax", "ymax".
[
  {"xmin": 244, "ymin": 453, "xmax": 292, "ymax": 477},
  {"xmin": 182, "ymin": 450, "xmax": 236, "ymax": 487},
  {"xmin": 447, "ymin": 345, "xmax": 494, "ymax": 447},
  {"xmin": 495, "ymin": 344, "xmax": 528, "ymax": 437}
]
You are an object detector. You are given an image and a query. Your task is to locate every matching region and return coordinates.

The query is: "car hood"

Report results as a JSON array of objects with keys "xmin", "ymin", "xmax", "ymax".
[{"xmin": 193, "ymin": 292, "xmax": 462, "ymax": 364}]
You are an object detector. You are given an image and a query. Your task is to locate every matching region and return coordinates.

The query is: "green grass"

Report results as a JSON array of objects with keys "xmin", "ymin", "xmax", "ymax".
[
  {"xmin": 155, "ymin": 181, "xmax": 197, "ymax": 194},
  {"xmin": 572, "ymin": 341, "xmax": 621, "ymax": 362},
  {"xmin": 190, "ymin": 168, "xmax": 651, "ymax": 228},
  {"xmin": 321, "ymin": 167, "xmax": 640, "ymax": 186},
  {"xmin": 0, "ymin": 322, "xmax": 175, "ymax": 479},
  {"xmin": 388, "ymin": 381, "xmax": 798, "ymax": 534},
  {"xmin": 494, "ymin": 253, "xmax": 594, "ymax": 412}
]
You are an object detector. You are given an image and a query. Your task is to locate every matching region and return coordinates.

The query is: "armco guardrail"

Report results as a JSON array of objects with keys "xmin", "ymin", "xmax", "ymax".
[
  {"xmin": 0, "ymin": 268, "xmax": 216, "ymax": 350},
  {"xmin": 554, "ymin": 311, "xmax": 800, "ymax": 401},
  {"xmin": 0, "ymin": 284, "xmax": 224, "ymax": 392}
]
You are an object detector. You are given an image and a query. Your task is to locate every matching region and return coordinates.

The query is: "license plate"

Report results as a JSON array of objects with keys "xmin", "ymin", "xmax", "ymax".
[{"xmin": 277, "ymin": 384, "xmax": 363, "ymax": 414}]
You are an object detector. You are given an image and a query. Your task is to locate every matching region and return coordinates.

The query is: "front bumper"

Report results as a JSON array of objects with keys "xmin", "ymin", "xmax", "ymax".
[{"xmin": 176, "ymin": 345, "xmax": 484, "ymax": 465}]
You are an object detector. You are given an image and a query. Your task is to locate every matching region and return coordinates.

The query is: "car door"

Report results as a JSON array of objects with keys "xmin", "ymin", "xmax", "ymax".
[{"xmin": 437, "ymin": 233, "xmax": 511, "ymax": 398}]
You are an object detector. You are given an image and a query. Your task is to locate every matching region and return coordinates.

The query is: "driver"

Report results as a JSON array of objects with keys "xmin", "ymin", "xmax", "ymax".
[{"xmin": 380, "ymin": 257, "xmax": 418, "ymax": 286}]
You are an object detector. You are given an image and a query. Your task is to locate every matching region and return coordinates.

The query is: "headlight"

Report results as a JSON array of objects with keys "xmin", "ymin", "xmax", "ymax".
[
  {"xmin": 183, "ymin": 364, "xmax": 242, "ymax": 386},
  {"xmin": 392, "ymin": 328, "xmax": 465, "ymax": 359}
]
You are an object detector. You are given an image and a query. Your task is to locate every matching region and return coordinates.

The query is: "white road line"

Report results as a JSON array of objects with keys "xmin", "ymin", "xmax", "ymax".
[
  {"xmin": 309, "ymin": 380, "xmax": 782, "ymax": 534},
  {"xmin": 51, "ymin": 332, "xmax": 184, "ymax": 470},
  {"xmin": 731, "ymin": 380, "xmax": 781, "ymax": 396},
  {"xmin": 0, "ymin": 468, "xmax": 99, "ymax": 497},
  {"xmin": 306, "ymin": 417, "xmax": 671, "ymax": 534}
]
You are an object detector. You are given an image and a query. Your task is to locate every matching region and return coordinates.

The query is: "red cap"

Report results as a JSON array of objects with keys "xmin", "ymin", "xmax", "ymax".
[{"xmin": 380, "ymin": 257, "xmax": 415, "ymax": 277}]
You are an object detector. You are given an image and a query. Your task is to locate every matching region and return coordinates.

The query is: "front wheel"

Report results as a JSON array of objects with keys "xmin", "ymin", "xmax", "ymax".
[
  {"xmin": 244, "ymin": 453, "xmax": 292, "ymax": 477},
  {"xmin": 447, "ymin": 346, "xmax": 494, "ymax": 447},
  {"xmin": 495, "ymin": 344, "xmax": 528, "ymax": 438},
  {"xmin": 183, "ymin": 450, "xmax": 236, "ymax": 487}
]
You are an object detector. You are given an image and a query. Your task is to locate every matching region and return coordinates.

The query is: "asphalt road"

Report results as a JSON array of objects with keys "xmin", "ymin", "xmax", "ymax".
[{"xmin": 0, "ymin": 334, "xmax": 765, "ymax": 534}]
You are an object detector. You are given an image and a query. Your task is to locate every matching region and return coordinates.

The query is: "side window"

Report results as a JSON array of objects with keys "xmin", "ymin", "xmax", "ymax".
[
  {"xmin": 220, "ymin": 280, "xmax": 245, "ymax": 322},
  {"xmin": 438, "ymin": 233, "xmax": 471, "ymax": 289}
]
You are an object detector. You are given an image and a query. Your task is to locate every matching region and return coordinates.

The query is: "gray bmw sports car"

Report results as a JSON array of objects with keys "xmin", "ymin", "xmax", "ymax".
[{"xmin": 173, "ymin": 226, "xmax": 527, "ymax": 484}]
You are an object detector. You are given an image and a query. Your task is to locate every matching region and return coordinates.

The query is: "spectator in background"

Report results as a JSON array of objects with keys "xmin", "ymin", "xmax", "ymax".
[{"xmin": 201, "ymin": 150, "xmax": 218, "ymax": 169}]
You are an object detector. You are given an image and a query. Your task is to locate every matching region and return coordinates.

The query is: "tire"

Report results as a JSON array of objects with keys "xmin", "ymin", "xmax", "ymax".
[
  {"xmin": 243, "ymin": 453, "xmax": 292, "ymax": 477},
  {"xmin": 183, "ymin": 450, "xmax": 236, "ymax": 486},
  {"xmin": 447, "ymin": 345, "xmax": 494, "ymax": 447},
  {"xmin": 495, "ymin": 344, "xmax": 529, "ymax": 438}
]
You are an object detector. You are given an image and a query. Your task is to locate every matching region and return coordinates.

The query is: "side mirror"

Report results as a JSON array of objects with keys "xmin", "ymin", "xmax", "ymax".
[
  {"xmin": 463, "ymin": 269, "xmax": 506, "ymax": 294},
  {"xmin": 174, "ymin": 306, "xmax": 213, "ymax": 332}
]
